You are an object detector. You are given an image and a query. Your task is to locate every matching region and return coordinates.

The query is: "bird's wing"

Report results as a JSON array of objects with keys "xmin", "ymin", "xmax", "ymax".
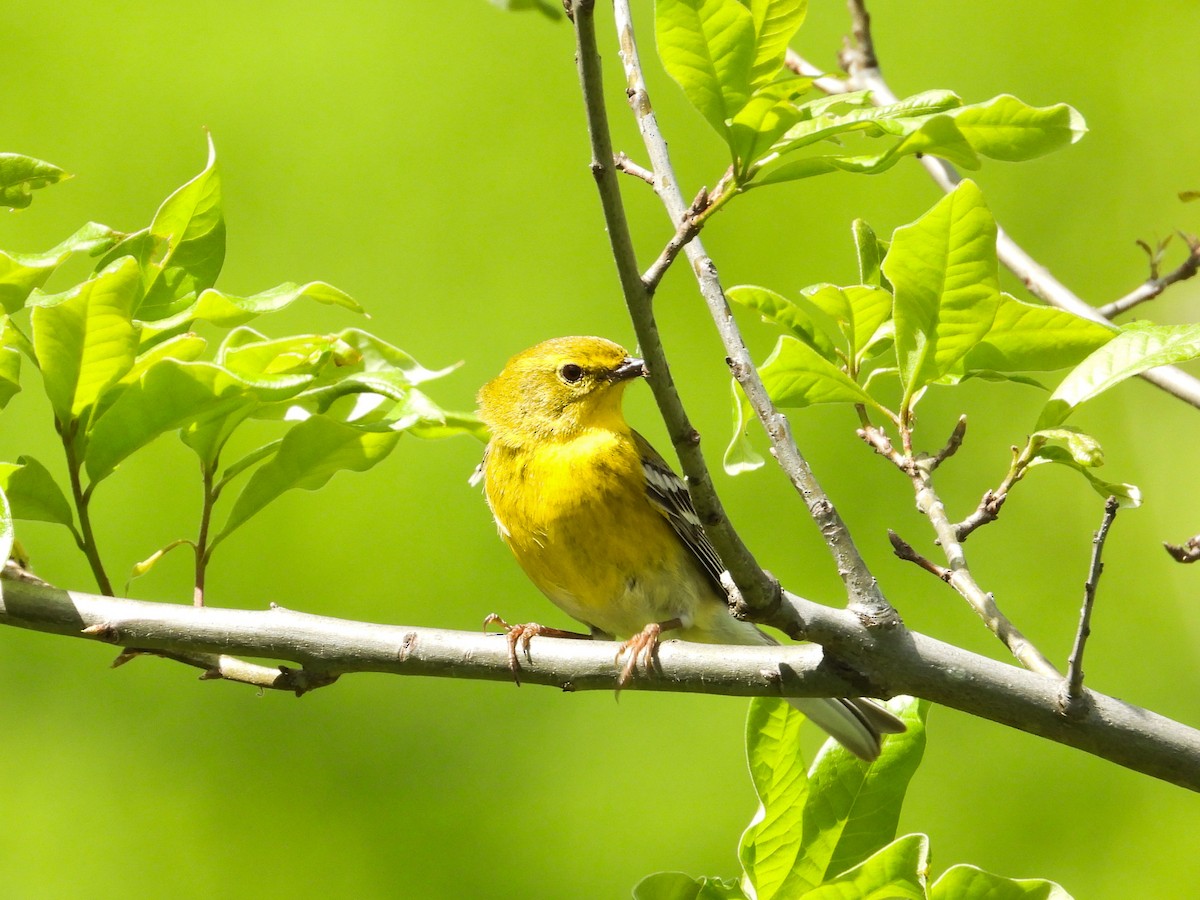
[{"xmin": 633, "ymin": 430, "xmax": 727, "ymax": 595}]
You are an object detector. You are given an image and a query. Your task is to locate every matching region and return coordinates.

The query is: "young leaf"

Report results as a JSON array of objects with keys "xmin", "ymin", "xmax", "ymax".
[
  {"xmin": 950, "ymin": 95, "xmax": 1086, "ymax": 162},
  {"xmin": 97, "ymin": 134, "xmax": 225, "ymax": 321},
  {"xmin": 727, "ymin": 284, "xmax": 839, "ymax": 361},
  {"xmin": 212, "ymin": 414, "xmax": 401, "ymax": 546},
  {"xmin": 1026, "ymin": 445, "xmax": 1141, "ymax": 507},
  {"xmin": 0, "ymin": 456, "xmax": 75, "ymax": 529},
  {"xmin": 1036, "ymin": 323, "xmax": 1200, "ymax": 430},
  {"xmin": 724, "ymin": 380, "xmax": 765, "ymax": 475},
  {"xmin": 84, "ymin": 359, "xmax": 311, "ymax": 483},
  {"xmin": 0, "ymin": 222, "xmax": 121, "ymax": 315},
  {"xmin": 729, "ymin": 79, "xmax": 812, "ymax": 176},
  {"xmin": 800, "ymin": 833, "xmax": 929, "ymax": 900},
  {"xmin": 143, "ymin": 281, "xmax": 364, "ymax": 333},
  {"xmin": 29, "ymin": 256, "xmax": 141, "ymax": 425},
  {"xmin": 656, "ymin": 0, "xmax": 756, "ymax": 139},
  {"xmin": 852, "ymin": 219, "xmax": 891, "ymax": 291},
  {"xmin": 0, "ymin": 153, "xmax": 68, "ymax": 209},
  {"xmin": 759, "ymin": 335, "xmax": 886, "ymax": 411},
  {"xmin": 801, "ymin": 283, "xmax": 894, "ymax": 369},
  {"xmin": 931, "ymin": 864, "xmax": 1074, "ymax": 899},
  {"xmin": 0, "ymin": 316, "xmax": 24, "ymax": 409},
  {"xmin": 0, "ymin": 485, "xmax": 12, "ymax": 567},
  {"xmin": 883, "ymin": 180, "xmax": 1000, "ymax": 407},
  {"xmin": 962, "ymin": 293, "xmax": 1114, "ymax": 374},
  {"xmin": 779, "ymin": 698, "xmax": 929, "ymax": 893},
  {"xmin": 745, "ymin": 0, "xmax": 808, "ymax": 90},
  {"xmin": 1030, "ymin": 428, "xmax": 1104, "ymax": 467},
  {"xmin": 632, "ymin": 872, "xmax": 747, "ymax": 900},
  {"xmin": 739, "ymin": 698, "xmax": 809, "ymax": 900}
]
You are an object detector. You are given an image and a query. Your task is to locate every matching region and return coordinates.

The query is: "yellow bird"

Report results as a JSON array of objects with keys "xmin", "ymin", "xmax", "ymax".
[{"xmin": 476, "ymin": 336, "xmax": 904, "ymax": 760}]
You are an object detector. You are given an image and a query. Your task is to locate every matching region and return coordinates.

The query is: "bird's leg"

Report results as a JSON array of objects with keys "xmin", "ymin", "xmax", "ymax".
[
  {"xmin": 615, "ymin": 618, "xmax": 683, "ymax": 689},
  {"xmin": 483, "ymin": 614, "xmax": 593, "ymax": 686}
]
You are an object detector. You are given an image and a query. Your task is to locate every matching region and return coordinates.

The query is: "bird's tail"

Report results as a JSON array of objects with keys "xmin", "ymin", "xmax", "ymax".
[
  {"xmin": 786, "ymin": 696, "xmax": 906, "ymax": 762},
  {"xmin": 712, "ymin": 617, "xmax": 906, "ymax": 761}
]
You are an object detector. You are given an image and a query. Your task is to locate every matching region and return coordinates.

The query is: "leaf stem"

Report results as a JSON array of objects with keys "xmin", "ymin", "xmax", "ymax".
[
  {"xmin": 193, "ymin": 461, "xmax": 217, "ymax": 607},
  {"xmin": 61, "ymin": 422, "xmax": 114, "ymax": 596}
]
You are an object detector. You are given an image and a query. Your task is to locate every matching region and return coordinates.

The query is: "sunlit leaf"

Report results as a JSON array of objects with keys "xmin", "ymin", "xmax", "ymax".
[
  {"xmin": 724, "ymin": 380, "xmax": 765, "ymax": 475},
  {"xmin": 759, "ymin": 337, "xmax": 885, "ymax": 413},
  {"xmin": 97, "ymin": 134, "xmax": 224, "ymax": 321},
  {"xmin": 739, "ymin": 698, "xmax": 809, "ymax": 900},
  {"xmin": 1027, "ymin": 445, "xmax": 1141, "ymax": 507},
  {"xmin": 0, "ymin": 316, "xmax": 25, "ymax": 408},
  {"xmin": 931, "ymin": 864, "xmax": 1074, "ymax": 899},
  {"xmin": 0, "ymin": 222, "xmax": 121, "ymax": 314},
  {"xmin": 949, "ymin": 94, "xmax": 1086, "ymax": 162},
  {"xmin": 1036, "ymin": 323, "xmax": 1200, "ymax": 429},
  {"xmin": 852, "ymin": 219, "xmax": 891, "ymax": 291},
  {"xmin": 656, "ymin": 0, "xmax": 756, "ymax": 138},
  {"xmin": 212, "ymin": 414, "xmax": 402, "ymax": 545},
  {"xmin": 729, "ymin": 79, "xmax": 812, "ymax": 176},
  {"xmin": 779, "ymin": 699, "xmax": 928, "ymax": 892},
  {"xmin": 963, "ymin": 293, "xmax": 1114, "ymax": 374},
  {"xmin": 0, "ymin": 456, "xmax": 74, "ymax": 529},
  {"xmin": 883, "ymin": 180, "xmax": 1000, "ymax": 407},
  {"xmin": 1030, "ymin": 427, "xmax": 1104, "ymax": 467},
  {"xmin": 746, "ymin": 0, "xmax": 808, "ymax": 90},
  {"xmin": 800, "ymin": 833, "xmax": 929, "ymax": 900},
  {"xmin": 801, "ymin": 283, "xmax": 894, "ymax": 368},
  {"xmin": 633, "ymin": 872, "xmax": 747, "ymax": 900},
  {"xmin": 0, "ymin": 153, "xmax": 68, "ymax": 209},
  {"xmin": 727, "ymin": 284, "xmax": 839, "ymax": 361},
  {"xmin": 144, "ymin": 280, "xmax": 365, "ymax": 333},
  {"xmin": 29, "ymin": 256, "xmax": 141, "ymax": 424}
]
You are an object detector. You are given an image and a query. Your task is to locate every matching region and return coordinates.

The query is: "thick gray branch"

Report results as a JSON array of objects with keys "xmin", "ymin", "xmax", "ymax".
[{"xmin": 3, "ymin": 577, "xmax": 1199, "ymax": 790}]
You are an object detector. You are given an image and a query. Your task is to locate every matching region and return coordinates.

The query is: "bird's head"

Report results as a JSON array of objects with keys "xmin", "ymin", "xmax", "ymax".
[{"xmin": 477, "ymin": 336, "xmax": 647, "ymax": 443}]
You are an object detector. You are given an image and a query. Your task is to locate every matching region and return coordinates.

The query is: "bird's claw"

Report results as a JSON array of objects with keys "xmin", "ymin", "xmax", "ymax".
[
  {"xmin": 483, "ymin": 613, "xmax": 540, "ymax": 685},
  {"xmin": 615, "ymin": 622, "xmax": 663, "ymax": 691}
]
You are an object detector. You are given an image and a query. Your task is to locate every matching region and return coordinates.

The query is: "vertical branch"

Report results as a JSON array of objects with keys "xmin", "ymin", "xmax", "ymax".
[
  {"xmin": 193, "ymin": 462, "xmax": 217, "ymax": 607},
  {"xmin": 1062, "ymin": 497, "xmax": 1120, "ymax": 709},
  {"xmin": 568, "ymin": 0, "xmax": 779, "ymax": 613},
  {"xmin": 610, "ymin": 0, "xmax": 897, "ymax": 627}
]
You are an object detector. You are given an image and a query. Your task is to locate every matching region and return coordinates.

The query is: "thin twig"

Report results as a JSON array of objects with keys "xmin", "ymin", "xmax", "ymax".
[
  {"xmin": 821, "ymin": 0, "xmax": 1200, "ymax": 412},
  {"xmin": 614, "ymin": 152, "xmax": 656, "ymax": 186},
  {"xmin": 859, "ymin": 426, "xmax": 1059, "ymax": 676},
  {"xmin": 1164, "ymin": 533, "xmax": 1200, "ymax": 564},
  {"xmin": 610, "ymin": 0, "xmax": 898, "ymax": 627},
  {"xmin": 4, "ymin": 577, "xmax": 1200, "ymax": 790},
  {"xmin": 1061, "ymin": 497, "xmax": 1120, "ymax": 712},
  {"xmin": 954, "ymin": 441, "xmax": 1037, "ymax": 541},
  {"xmin": 569, "ymin": 0, "xmax": 780, "ymax": 613},
  {"xmin": 641, "ymin": 187, "xmax": 708, "ymax": 293},
  {"xmin": 888, "ymin": 530, "xmax": 950, "ymax": 582},
  {"xmin": 1096, "ymin": 235, "xmax": 1200, "ymax": 319}
]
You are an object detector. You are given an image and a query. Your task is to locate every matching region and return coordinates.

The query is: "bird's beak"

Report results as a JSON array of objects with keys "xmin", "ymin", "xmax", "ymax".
[{"xmin": 611, "ymin": 355, "xmax": 648, "ymax": 382}]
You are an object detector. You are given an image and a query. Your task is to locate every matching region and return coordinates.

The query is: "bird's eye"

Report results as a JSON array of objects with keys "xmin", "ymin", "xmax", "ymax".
[{"xmin": 560, "ymin": 363, "xmax": 584, "ymax": 384}]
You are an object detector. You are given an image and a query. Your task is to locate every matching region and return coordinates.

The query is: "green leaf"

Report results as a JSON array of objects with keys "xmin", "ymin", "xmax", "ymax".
[
  {"xmin": 29, "ymin": 256, "xmax": 142, "ymax": 424},
  {"xmin": 1030, "ymin": 427, "xmax": 1104, "ymax": 467},
  {"xmin": 0, "ymin": 316, "xmax": 25, "ymax": 409},
  {"xmin": 0, "ymin": 485, "xmax": 12, "ymax": 567},
  {"xmin": 729, "ymin": 79, "xmax": 812, "ymax": 176},
  {"xmin": 633, "ymin": 872, "xmax": 747, "ymax": 900},
  {"xmin": 949, "ymin": 95, "xmax": 1086, "ymax": 162},
  {"xmin": 779, "ymin": 699, "xmax": 928, "ymax": 892},
  {"xmin": 656, "ymin": 0, "xmax": 756, "ymax": 138},
  {"xmin": 143, "ymin": 280, "xmax": 364, "ymax": 334},
  {"xmin": 931, "ymin": 864, "xmax": 1074, "ymax": 900},
  {"xmin": 883, "ymin": 180, "xmax": 1000, "ymax": 407},
  {"xmin": 0, "ymin": 456, "xmax": 75, "ymax": 528},
  {"xmin": 1027, "ymin": 445, "xmax": 1141, "ymax": 508},
  {"xmin": 97, "ymin": 134, "xmax": 224, "ymax": 321},
  {"xmin": 746, "ymin": 0, "xmax": 807, "ymax": 90},
  {"xmin": 739, "ymin": 698, "xmax": 809, "ymax": 900},
  {"xmin": 212, "ymin": 414, "xmax": 401, "ymax": 545},
  {"xmin": 852, "ymin": 219, "xmax": 891, "ymax": 291},
  {"xmin": 84, "ymin": 358, "xmax": 311, "ymax": 482},
  {"xmin": 962, "ymin": 293, "xmax": 1114, "ymax": 374},
  {"xmin": 0, "ymin": 222, "xmax": 121, "ymax": 315},
  {"xmin": 1036, "ymin": 323, "xmax": 1200, "ymax": 429},
  {"xmin": 801, "ymin": 833, "xmax": 929, "ymax": 900},
  {"xmin": 759, "ymin": 335, "xmax": 886, "ymax": 411},
  {"xmin": 0, "ymin": 153, "xmax": 69, "ymax": 209},
  {"xmin": 801, "ymin": 283, "xmax": 894, "ymax": 368},
  {"xmin": 724, "ymin": 380, "xmax": 765, "ymax": 475},
  {"xmin": 727, "ymin": 284, "xmax": 839, "ymax": 361}
]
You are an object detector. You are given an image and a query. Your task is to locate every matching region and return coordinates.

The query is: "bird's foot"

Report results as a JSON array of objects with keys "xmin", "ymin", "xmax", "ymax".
[
  {"xmin": 614, "ymin": 618, "xmax": 682, "ymax": 690},
  {"xmin": 483, "ymin": 614, "xmax": 591, "ymax": 686}
]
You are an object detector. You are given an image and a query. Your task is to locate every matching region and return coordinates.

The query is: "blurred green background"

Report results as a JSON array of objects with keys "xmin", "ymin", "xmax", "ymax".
[{"xmin": 3, "ymin": 1, "xmax": 1199, "ymax": 896}]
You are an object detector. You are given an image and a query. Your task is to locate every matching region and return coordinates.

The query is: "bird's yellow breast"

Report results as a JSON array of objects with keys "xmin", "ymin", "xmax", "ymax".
[{"xmin": 483, "ymin": 428, "xmax": 699, "ymax": 637}]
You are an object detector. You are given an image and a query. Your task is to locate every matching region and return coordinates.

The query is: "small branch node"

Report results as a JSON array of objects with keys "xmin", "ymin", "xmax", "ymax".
[
  {"xmin": 1064, "ymin": 497, "xmax": 1120, "ymax": 705},
  {"xmin": 1164, "ymin": 533, "xmax": 1200, "ymax": 564}
]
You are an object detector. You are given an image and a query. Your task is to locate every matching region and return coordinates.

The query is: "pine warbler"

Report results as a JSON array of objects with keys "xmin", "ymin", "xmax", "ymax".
[{"xmin": 476, "ymin": 336, "xmax": 904, "ymax": 760}]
